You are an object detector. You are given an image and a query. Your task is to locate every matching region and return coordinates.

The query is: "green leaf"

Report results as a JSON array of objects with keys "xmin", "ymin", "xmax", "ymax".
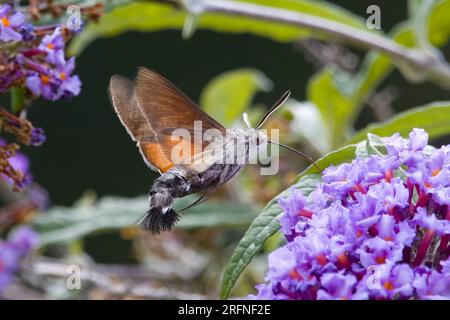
[
  {"xmin": 345, "ymin": 102, "xmax": 450, "ymax": 145},
  {"xmin": 307, "ymin": 68, "xmax": 354, "ymax": 148},
  {"xmin": 394, "ymin": 168, "xmax": 408, "ymax": 182},
  {"xmin": 69, "ymin": 2, "xmax": 183, "ymax": 55},
  {"xmin": 427, "ymin": 0, "xmax": 450, "ymax": 47},
  {"xmin": 408, "ymin": 0, "xmax": 439, "ymax": 49},
  {"xmin": 69, "ymin": 0, "xmax": 368, "ymax": 55},
  {"xmin": 220, "ymin": 173, "xmax": 321, "ymax": 300},
  {"xmin": 366, "ymin": 133, "xmax": 387, "ymax": 156},
  {"xmin": 33, "ymin": 195, "xmax": 255, "ymax": 247},
  {"xmin": 219, "ymin": 141, "xmax": 369, "ymax": 299},
  {"xmin": 239, "ymin": 0, "xmax": 366, "ymax": 28},
  {"xmin": 284, "ymin": 100, "xmax": 331, "ymax": 154},
  {"xmin": 200, "ymin": 69, "xmax": 272, "ymax": 127},
  {"xmin": 411, "ymin": 186, "xmax": 420, "ymax": 206},
  {"xmin": 299, "ymin": 143, "xmax": 361, "ymax": 177}
]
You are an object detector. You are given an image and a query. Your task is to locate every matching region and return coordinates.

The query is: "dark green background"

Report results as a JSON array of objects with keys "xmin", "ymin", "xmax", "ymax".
[{"xmin": 16, "ymin": 0, "xmax": 450, "ymax": 205}]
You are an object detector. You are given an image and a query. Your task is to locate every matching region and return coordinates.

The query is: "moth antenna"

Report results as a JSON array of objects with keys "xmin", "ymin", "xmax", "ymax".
[
  {"xmin": 268, "ymin": 139, "xmax": 323, "ymax": 174},
  {"xmin": 256, "ymin": 90, "xmax": 291, "ymax": 129}
]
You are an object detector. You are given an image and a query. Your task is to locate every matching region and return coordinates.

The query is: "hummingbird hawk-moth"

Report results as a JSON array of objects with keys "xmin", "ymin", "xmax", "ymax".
[{"xmin": 109, "ymin": 67, "xmax": 319, "ymax": 234}]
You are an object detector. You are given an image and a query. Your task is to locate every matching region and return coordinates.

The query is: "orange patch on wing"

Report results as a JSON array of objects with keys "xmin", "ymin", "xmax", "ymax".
[
  {"xmin": 139, "ymin": 136, "xmax": 203, "ymax": 173},
  {"xmin": 139, "ymin": 142, "xmax": 174, "ymax": 173}
]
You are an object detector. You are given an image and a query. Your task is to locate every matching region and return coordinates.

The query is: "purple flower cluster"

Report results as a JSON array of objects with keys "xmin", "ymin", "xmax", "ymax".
[
  {"xmin": 0, "ymin": 4, "xmax": 81, "ymax": 100},
  {"xmin": 249, "ymin": 129, "xmax": 449, "ymax": 300},
  {"xmin": 0, "ymin": 227, "xmax": 39, "ymax": 292}
]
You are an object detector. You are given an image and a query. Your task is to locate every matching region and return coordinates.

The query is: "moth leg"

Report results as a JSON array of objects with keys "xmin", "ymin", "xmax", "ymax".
[{"xmin": 179, "ymin": 185, "xmax": 218, "ymax": 212}]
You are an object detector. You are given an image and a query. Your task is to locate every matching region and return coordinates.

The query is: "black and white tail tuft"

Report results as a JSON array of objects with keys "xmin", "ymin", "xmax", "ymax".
[{"xmin": 138, "ymin": 207, "xmax": 180, "ymax": 234}]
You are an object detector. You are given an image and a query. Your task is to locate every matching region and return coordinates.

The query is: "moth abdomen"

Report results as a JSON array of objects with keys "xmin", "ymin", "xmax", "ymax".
[{"xmin": 141, "ymin": 170, "xmax": 190, "ymax": 234}]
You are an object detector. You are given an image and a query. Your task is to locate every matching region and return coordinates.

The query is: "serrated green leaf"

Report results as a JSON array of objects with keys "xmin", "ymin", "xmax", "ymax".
[
  {"xmin": 345, "ymin": 102, "xmax": 450, "ymax": 145},
  {"xmin": 219, "ymin": 141, "xmax": 368, "ymax": 299},
  {"xmin": 200, "ymin": 69, "xmax": 272, "ymax": 126},
  {"xmin": 33, "ymin": 195, "xmax": 255, "ymax": 247}
]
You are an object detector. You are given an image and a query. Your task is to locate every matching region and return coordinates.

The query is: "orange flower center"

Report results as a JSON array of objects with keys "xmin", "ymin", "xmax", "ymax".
[
  {"xmin": 289, "ymin": 269, "xmax": 302, "ymax": 280},
  {"xmin": 40, "ymin": 75, "xmax": 50, "ymax": 84},
  {"xmin": 383, "ymin": 281, "xmax": 395, "ymax": 291},
  {"xmin": 1, "ymin": 17, "xmax": 10, "ymax": 27},
  {"xmin": 337, "ymin": 252, "xmax": 351, "ymax": 269},
  {"xmin": 47, "ymin": 43, "xmax": 54, "ymax": 50},
  {"xmin": 316, "ymin": 254, "xmax": 328, "ymax": 266},
  {"xmin": 353, "ymin": 183, "xmax": 367, "ymax": 194},
  {"xmin": 60, "ymin": 72, "xmax": 66, "ymax": 80},
  {"xmin": 375, "ymin": 255, "xmax": 386, "ymax": 264},
  {"xmin": 384, "ymin": 170, "xmax": 393, "ymax": 182},
  {"xmin": 432, "ymin": 168, "xmax": 441, "ymax": 177}
]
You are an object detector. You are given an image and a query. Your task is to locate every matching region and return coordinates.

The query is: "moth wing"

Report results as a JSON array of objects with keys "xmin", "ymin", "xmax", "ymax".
[
  {"xmin": 110, "ymin": 69, "xmax": 226, "ymax": 174},
  {"xmin": 134, "ymin": 67, "xmax": 225, "ymax": 134},
  {"xmin": 134, "ymin": 67, "xmax": 226, "ymax": 172},
  {"xmin": 109, "ymin": 75, "xmax": 165, "ymax": 172},
  {"xmin": 109, "ymin": 75, "xmax": 153, "ymax": 142}
]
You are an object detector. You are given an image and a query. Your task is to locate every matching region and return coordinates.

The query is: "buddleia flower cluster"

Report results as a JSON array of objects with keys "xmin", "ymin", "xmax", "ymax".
[
  {"xmin": 0, "ymin": 3, "xmax": 81, "ymax": 100},
  {"xmin": 0, "ymin": 2, "xmax": 87, "ymax": 190},
  {"xmin": 249, "ymin": 129, "xmax": 449, "ymax": 300}
]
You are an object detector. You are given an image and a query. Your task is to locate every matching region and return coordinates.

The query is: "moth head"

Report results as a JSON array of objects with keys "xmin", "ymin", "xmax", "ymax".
[
  {"xmin": 255, "ymin": 129, "xmax": 268, "ymax": 148},
  {"xmin": 244, "ymin": 128, "xmax": 268, "ymax": 154}
]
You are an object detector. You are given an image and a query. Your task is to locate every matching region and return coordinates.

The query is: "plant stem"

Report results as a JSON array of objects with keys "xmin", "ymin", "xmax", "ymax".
[
  {"xmin": 10, "ymin": 87, "xmax": 25, "ymax": 114},
  {"xmin": 180, "ymin": 0, "xmax": 450, "ymax": 89}
]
